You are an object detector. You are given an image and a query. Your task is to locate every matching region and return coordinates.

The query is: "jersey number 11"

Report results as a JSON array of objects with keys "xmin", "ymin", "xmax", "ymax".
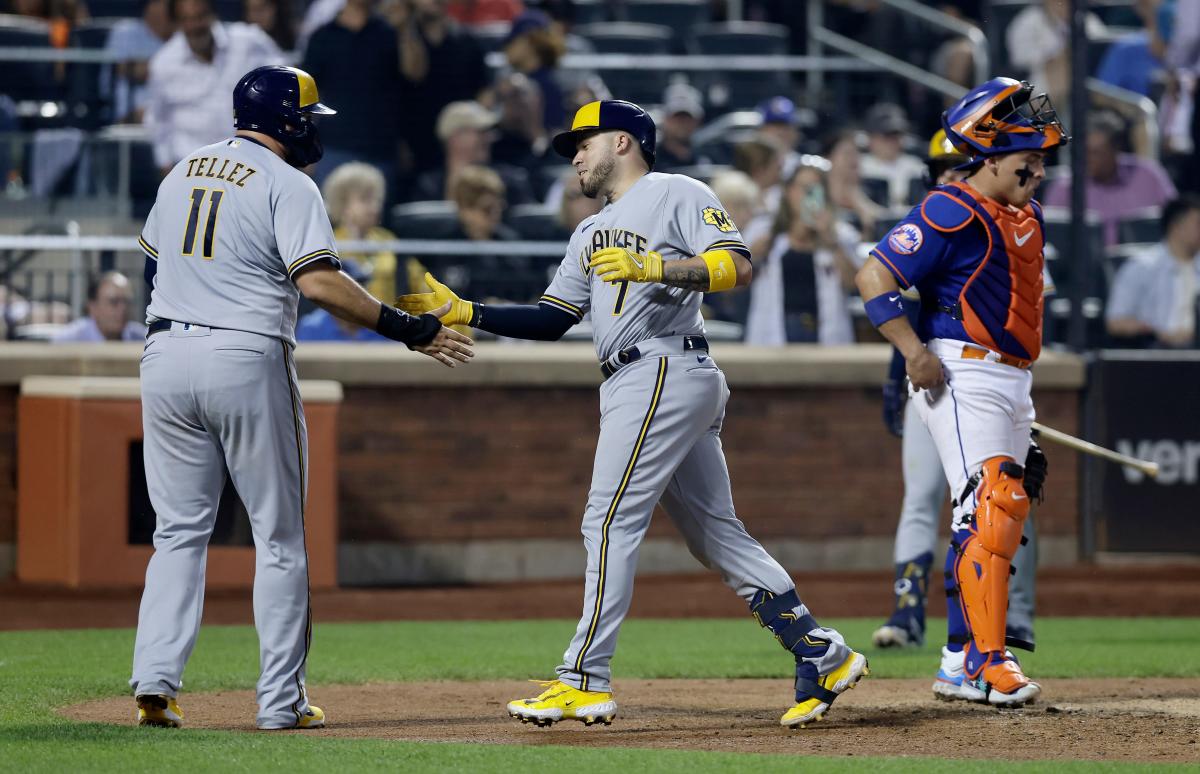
[{"xmin": 182, "ymin": 187, "xmax": 225, "ymax": 260}]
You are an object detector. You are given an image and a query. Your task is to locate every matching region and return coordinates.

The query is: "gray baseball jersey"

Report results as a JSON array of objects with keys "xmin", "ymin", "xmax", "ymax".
[
  {"xmin": 131, "ymin": 134, "xmax": 333, "ymax": 728},
  {"xmin": 139, "ymin": 136, "xmax": 340, "ymax": 345},
  {"xmin": 540, "ymin": 172, "xmax": 749, "ymax": 360},
  {"xmin": 537, "ymin": 173, "xmax": 851, "ymax": 696}
]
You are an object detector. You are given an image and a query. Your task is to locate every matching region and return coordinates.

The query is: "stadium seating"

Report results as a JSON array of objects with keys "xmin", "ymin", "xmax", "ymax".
[
  {"xmin": 624, "ymin": 0, "xmax": 710, "ymax": 52},
  {"xmin": 906, "ymin": 177, "xmax": 928, "ymax": 207},
  {"xmin": 1041, "ymin": 208, "xmax": 1107, "ymax": 300},
  {"xmin": 212, "ymin": 0, "xmax": 244, "ymax": 23},
  {"xmin": 1117, "ymin": 207, "xmax": 1163, "ymax": 244},
  {"xmin": 67, "ymin": 19, "xmax": 120, "ymax": 129},
  {"xmin": 571, "ymin": 0, "xmax": 611, "ymax": 26},
  {"xmin": 89, "ymin": 126, "xmax": 160, "ymax": 217},
  {"xmin": 688, "ymin": 22, "xmax": 790, "ymax": 110},
  {"xmin": 471, "ymin": 21, "xmax": 510, "ymax": 53},
  {"xmin": 861, "ymin": 177, "xmax": 890, "ymax": 207},
  {"xmin": 0, "ymin": 15, "xmax": 58, "ymax": 104},
  {"xmin": 692, "ymin": 109, "xmax": 763, "ymax": 165},
  {"xmin": 507, "ymin": 203, "xmax": 562, "ymax": 240},
  {"xmin": 532, "ymin": 165, "xmax": 571, "ymax": 202},
  {"xmin": 574, "ymin": 22, "xmax": 674, "ymax": 107},
  {"xmin": 83, "ymin": 0, "xmax": 140, "ymax": 18},
  {"xmin": 389, "ymin": 200, "xmax": 459, "ymax": 238}
]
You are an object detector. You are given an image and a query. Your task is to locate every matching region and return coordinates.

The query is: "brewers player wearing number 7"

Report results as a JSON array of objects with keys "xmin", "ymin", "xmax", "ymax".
[
  {"xmin": 398, "ymin": 99, "xmax": 868, "ymax": 729},
  {"xmin": 856, "ymin": 77, "xmax": 1068, "ymax": 708},
  {"xmin": 130, "ymin": 65, "xmax": 472, "ymax": 730}
]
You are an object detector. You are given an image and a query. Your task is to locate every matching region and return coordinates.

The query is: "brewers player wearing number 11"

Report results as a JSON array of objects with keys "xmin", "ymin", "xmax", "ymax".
[
  {"xmin": 398, "ymin": 100, "xmax": 868, "ymax": 729},
  {"xmin": 129, "ymin": 66, "xmax": 472, "ymax": 730}
]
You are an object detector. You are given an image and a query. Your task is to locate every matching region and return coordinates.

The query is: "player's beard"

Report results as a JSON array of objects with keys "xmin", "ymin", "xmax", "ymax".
[{"xmin": 581, "ymin": 152, "xmax": 617, "ymax": 199}]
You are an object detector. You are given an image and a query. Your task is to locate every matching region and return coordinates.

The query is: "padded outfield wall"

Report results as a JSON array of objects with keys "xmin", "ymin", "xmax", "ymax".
[{"xmin": 0, "ymin": 343, "xmax": 1086, "ymax": 585}]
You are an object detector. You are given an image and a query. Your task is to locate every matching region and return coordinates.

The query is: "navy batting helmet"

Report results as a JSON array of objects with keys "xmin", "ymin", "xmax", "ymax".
[
  {"xmin": 552, "ymin": 100, "xmax": 656, "ymax": 168},
  {"xmin": 233, "ymin": 65, "xmax": 336, "ymax": 168}
]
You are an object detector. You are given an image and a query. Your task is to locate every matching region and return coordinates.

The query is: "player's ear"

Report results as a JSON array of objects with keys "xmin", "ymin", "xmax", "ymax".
[{"xmin": 615, "ymin": 132, "xmax": 631, "ymax": 157}]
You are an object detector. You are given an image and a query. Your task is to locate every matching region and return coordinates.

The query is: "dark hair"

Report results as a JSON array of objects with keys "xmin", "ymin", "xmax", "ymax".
[
  {"xmin": 821, "ymin": 127, "xmax": 862, "ymax": 158},
  {"xmin": 87, "ymin": 271, "xmax": 126, "ymax": 302},
  {"xmin": 168, "ymin": 0, "xmax": 211, "ymax": 20},
  {"xmin": 1089, "ymin": 111, "xmax": 1127, "ymax": 151},
  {"xmin": 523, "ymin": 26, "xmax": 566, "ymax": 68},
  {"xmin": 1160, "ymin": 195, "xmax": 1200, "ymax": 235},
  {"xmin": 245, "ymin": 0, "xmax": 295, "ymax": 51},
  {"xmin": 770, "ymin": 159, "xmax": 829, "ymax": 239}
]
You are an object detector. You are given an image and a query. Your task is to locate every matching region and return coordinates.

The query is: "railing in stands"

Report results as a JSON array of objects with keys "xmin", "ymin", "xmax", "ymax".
[{"xmin": 805, "ymin": 0, "xmax": 988, "ymax": 104}]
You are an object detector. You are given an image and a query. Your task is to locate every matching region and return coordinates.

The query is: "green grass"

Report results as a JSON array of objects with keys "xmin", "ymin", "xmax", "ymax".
[{"xmin": 1, "ymin": 618, "xmax": 1197, "ymax": 772}]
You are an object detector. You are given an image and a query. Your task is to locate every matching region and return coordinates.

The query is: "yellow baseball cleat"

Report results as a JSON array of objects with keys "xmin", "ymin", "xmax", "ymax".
[
  {"xmin": 258, "ymin": 704, "xmax": 326, "ymax": 730},
  {"xmin": 781, "ymin": 650, "xmax": 869, "ymax": 728},
  {"xmin": 136, "ymin": 694, "xmax": 184, "ymax": 728},
  {"xmin": 295, "ymin": 705, "xmax": 325, "ymax": 728},
  {"xmin": 507, "ymin": 680, "xmax": 617, "ymax": 727}
]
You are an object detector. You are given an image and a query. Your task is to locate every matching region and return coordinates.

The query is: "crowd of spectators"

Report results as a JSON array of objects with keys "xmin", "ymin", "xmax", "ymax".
[{"xmin": 0, "ymin": 0, "xmax": 1197, "ymax": 349}]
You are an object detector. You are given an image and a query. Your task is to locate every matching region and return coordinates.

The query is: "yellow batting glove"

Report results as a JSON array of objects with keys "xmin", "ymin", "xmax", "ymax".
[
  {"xmin": 393, "ymin": 291, "xmax": 441, "ymax": 316},
  {"xmin": 588, "ymin": 247, "xmax": 663, "ymax": 284},
  {"xmin": 395, "ymin": 272, "xmax": 476, "ymax": 326}
]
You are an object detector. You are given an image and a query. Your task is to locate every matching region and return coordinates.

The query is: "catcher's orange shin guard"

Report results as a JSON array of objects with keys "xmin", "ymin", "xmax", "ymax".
[{"xmin": 955, "ymin": 458, "xmax": 1030, "ymax": 667}]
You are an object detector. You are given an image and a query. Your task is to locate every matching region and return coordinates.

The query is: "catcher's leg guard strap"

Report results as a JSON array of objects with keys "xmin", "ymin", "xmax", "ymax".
[{"xmin": 956, "ymin": 457, "xmax": 1030, "ymax": 660}]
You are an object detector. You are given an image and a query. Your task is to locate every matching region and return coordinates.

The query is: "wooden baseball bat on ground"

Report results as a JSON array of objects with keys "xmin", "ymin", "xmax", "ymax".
[{"xmin": 1031, "ymin": 422, "xmax": 1161, "ymax": 479}]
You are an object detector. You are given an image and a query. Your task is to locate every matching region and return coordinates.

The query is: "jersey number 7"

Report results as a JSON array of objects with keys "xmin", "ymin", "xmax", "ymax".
[
  {"xmin": 612, "ymin": 280, "xmax": 629, "ymax": 315},
  {"xmin": 182, "ymin": 187, "xmax": 225, "ymax": 260}
]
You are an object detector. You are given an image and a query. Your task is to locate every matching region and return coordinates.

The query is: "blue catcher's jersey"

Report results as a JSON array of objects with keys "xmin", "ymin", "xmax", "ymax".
[{"xmin": 870, "ymin": 181, "xmax": 1048, "ymax": 352}]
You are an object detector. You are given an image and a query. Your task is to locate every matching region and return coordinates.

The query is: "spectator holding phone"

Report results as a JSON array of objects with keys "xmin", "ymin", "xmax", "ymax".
[{"xmin": 745, "ymin": 158, "xmax": 862, "ymax": 345}]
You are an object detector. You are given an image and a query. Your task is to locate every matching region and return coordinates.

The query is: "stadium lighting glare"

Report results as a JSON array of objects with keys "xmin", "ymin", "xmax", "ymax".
[{"xmin": 39, "ymin": 102, "xmax": 59, "ymax": 119}]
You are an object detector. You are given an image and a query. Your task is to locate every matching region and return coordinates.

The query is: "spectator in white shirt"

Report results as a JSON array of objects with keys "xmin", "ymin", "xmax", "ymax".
[
  {"xmin": 1107, "ymin": 195, "xmax": 1200, "ymax": 348},
  {"xmin": 745, "ymin": 158, "xmax": 863, "ymax": 345},
  {"xmin": 146, "ymin": 0, "xmax": 283, "ymax": 173},
  {"xmin": 104, "ymin": 0, "xmax": 174, "ymax": 123},
  {"xmin": 859, "ymin": 103, "xmax": 925, "ymax": 209},
  {"xmin": 1006, "ymin": 0, "xmax": 1104, "ymax": 111},
  {"xmin": 52, "ymin": 272, "xmax": 147, "ymax": 342}
]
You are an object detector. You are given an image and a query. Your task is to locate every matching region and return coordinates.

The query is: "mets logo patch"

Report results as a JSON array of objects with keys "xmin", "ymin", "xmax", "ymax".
[
  {"xmin": 702, "ymin": 207, "xmax": 736, "ymax": 233},
  {"xmin": 887, "ymin": 223, "xmax": 924, "ymax": 254}
]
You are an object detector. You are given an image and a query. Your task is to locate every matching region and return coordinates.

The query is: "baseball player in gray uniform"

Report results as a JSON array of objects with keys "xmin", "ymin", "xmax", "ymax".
[
  {"xmin": 873, "ymin": 131, "xmax": 1046, "ymax": 655},
  {"xmin": 397, "ymin": 100, "xmax": 868, "ymax": 729},
  {"xmin": 130, "ymin": 65, "xmax": 472, "ymax": 730}
]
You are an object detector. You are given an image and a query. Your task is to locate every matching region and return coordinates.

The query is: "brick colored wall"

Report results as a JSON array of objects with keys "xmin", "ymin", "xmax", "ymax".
[
  {"xmin": 336, "ymin": 386, "xmax": 1080, "ymax": 544},
  {"xmin": 0, "ymin": 386, "xmax": 16, "ymax": 545},
  {"xmin": 0, "ymin": 383, "xmax": 1080, "ymax": 578}
]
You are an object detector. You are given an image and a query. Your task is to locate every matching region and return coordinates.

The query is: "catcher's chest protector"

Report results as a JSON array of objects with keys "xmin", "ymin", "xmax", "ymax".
[{"xmin": 946, "ymin": 182, "xmax": 1045, "ymax": 363}]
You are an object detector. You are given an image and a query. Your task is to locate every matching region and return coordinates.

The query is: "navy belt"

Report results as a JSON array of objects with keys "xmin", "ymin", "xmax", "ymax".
[
  {"xmin": 147, "ymin": 318, "xmax": 225, "ymax": 336},
  {"xmin": 600, "ymin": 335, "xmax": 709, "ymax": 380},
  {"xmin": 146, "ymin": 319, "xmax": 173, "ymax": 336}
]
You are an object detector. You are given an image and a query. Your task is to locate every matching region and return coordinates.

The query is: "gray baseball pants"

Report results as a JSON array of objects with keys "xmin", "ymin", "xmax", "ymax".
[
  {"xmin": 555, "ymin": 339, "xmax": 848, "ymax": 693},
  {"xmin": 129, "ymin": 323, "xmax": 315, "ymax": 729}
]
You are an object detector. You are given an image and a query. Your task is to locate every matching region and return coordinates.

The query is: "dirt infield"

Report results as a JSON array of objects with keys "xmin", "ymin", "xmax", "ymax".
[
  {"xmin": 64, "ymin": 677, "xmax": 1200, "ymax": 762},
  {"xmin": 6, "ymin": 565, "xmax": 1200, "ymax": 631}
]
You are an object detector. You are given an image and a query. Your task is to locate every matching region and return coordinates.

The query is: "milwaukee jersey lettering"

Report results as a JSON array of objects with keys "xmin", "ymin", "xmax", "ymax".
[{"xmin": 541, "ymin": 172, "xmax": 749, "ymax": 360}]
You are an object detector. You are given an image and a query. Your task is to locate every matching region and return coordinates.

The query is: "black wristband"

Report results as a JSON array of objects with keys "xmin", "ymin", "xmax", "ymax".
[
  {"xmin": 470, "ymin": 302, "xmax": 484, "ymax": 328},
  {"xmin": 376, "ymin": 304, "xmax": 441, "ymax": 346}
]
